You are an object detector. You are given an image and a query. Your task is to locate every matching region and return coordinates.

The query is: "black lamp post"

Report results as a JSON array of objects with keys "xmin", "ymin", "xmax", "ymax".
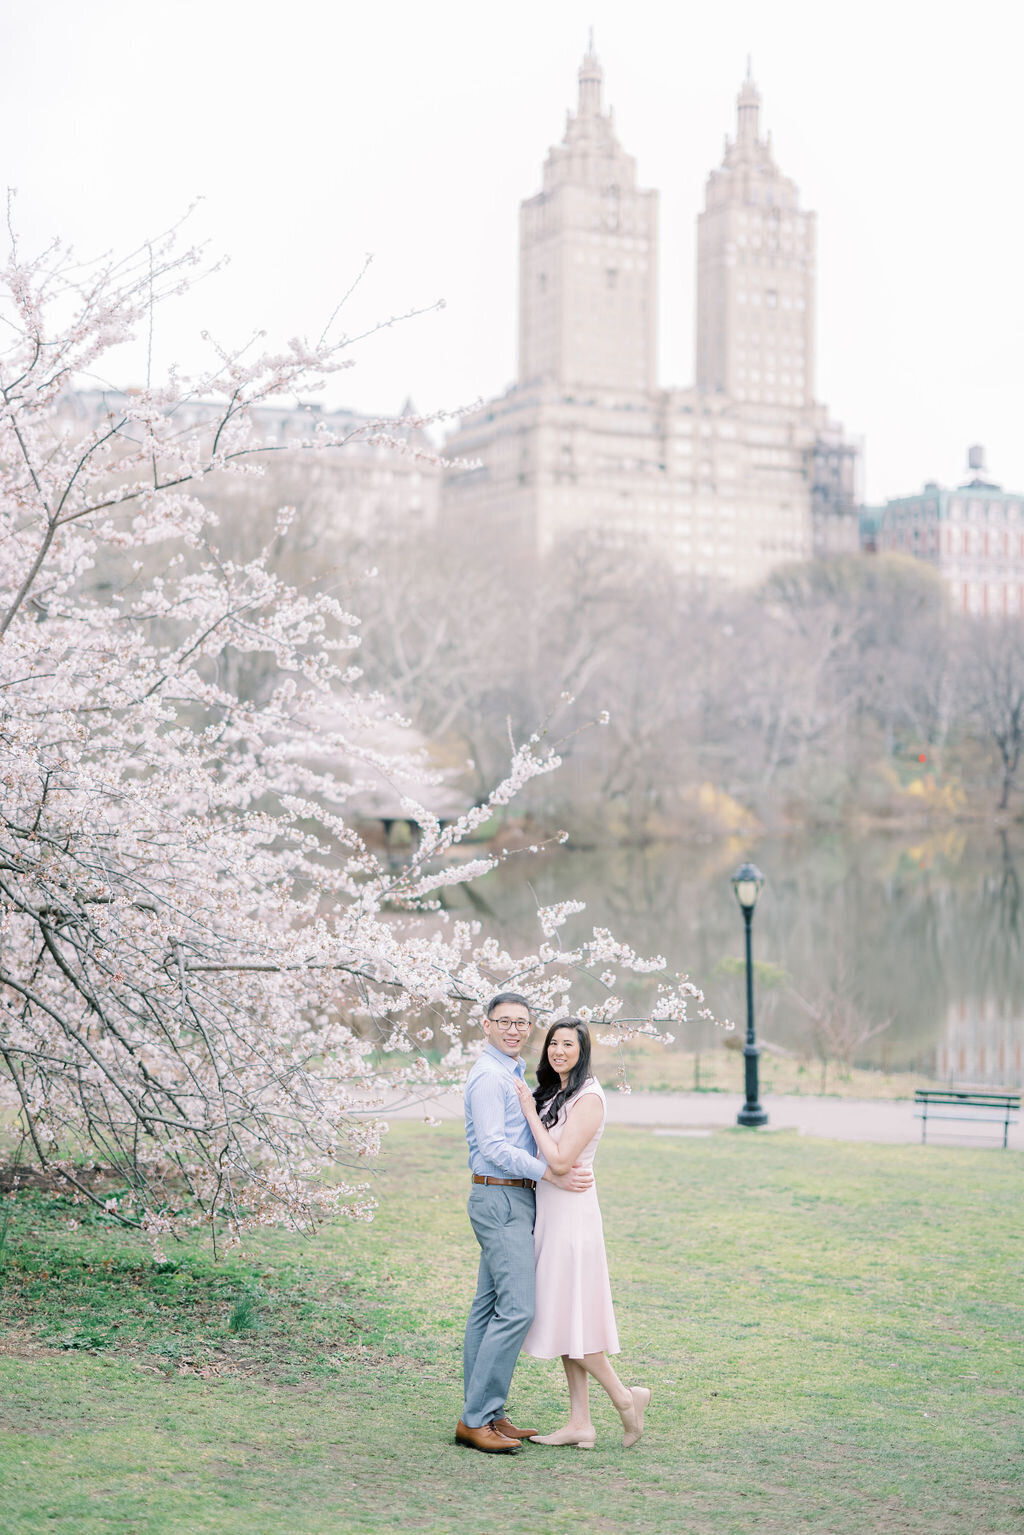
[{"xmin": 731, "ymin": 862, "xmax": 768, "ymax": 1128}]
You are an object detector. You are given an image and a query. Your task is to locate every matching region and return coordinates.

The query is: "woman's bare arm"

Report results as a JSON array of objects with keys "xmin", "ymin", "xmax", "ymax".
[{"xmin": 513, "ymin": 1079, "xmax": 603, "ymax": 1175}]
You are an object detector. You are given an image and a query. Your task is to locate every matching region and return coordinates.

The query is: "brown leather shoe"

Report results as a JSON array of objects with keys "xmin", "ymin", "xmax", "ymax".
[
  {"xmin": 492, "ymin": 1416, "xmax": 539, "ymax": 1441},
  {"xmin": 455, "ymin": 1420, "xmax": 521, "ymax": 1454}
]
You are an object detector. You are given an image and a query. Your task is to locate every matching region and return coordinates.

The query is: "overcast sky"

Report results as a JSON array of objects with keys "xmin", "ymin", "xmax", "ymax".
[{"xmin": 3, "ymin": 0, "xmax": 1022, "ymax": 503}]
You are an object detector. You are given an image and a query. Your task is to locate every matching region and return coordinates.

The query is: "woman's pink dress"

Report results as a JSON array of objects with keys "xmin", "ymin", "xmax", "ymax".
[{"xmin": 522, "ymin": 1077, "xmax": 620, "ymax": 1360}]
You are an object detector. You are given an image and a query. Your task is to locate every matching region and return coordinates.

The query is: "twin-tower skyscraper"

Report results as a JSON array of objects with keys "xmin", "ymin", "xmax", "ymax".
[{"xmin": 444, "ymin": 46, "xmax": 859, "ymax": 585}]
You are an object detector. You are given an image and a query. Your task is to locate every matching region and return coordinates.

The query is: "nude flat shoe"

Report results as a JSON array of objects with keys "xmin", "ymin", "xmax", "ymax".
[
  {"xmin": 528, "ymin": 1426, "xmax": 597, "ymax": 1450},
  {"xmin": 620, "ymin": 1386, "xmax": 651, "ymax": 1448}
]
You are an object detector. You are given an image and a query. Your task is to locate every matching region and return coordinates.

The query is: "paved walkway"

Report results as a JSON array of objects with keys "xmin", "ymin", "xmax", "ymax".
[{"xmin": 360, "ymin": 1087, "xmax": 1021, "ymax": 1150}]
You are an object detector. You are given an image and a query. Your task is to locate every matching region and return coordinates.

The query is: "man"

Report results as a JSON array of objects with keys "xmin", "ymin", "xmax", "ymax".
[{"xmin": 456, "ymin": 992, "xmax": 594, "ymax": 1454}]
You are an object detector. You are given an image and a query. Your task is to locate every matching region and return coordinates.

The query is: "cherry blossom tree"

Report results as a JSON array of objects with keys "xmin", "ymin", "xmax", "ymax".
[{"xmin": 0, "ymin": 214, "xmax": 710, "ymax": 1252}]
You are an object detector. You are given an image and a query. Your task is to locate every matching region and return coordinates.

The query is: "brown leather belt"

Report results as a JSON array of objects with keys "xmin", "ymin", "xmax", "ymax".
[{"xmin": 472, "ymin": 1174, "xmax": 536, "ymax": 1190}]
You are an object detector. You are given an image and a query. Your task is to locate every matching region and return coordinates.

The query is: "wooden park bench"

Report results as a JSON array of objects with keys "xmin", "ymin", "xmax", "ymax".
[{"xmin": 914, "ymin": 1089, "xmax": 1020, "ymax": 1148}]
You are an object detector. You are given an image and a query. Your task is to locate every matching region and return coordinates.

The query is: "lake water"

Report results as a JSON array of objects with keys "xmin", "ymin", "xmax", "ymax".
[{"xmin": 444, "ymin": 828, "xmax": 1024, "ymax": 1088}]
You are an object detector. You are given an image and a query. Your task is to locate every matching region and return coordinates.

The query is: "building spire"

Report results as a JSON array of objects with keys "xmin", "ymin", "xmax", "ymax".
[
  {"xmin": 578, "ymin": 34, "xmax": 603, "ymax": 116},
  {"xmin": 737, "ymin": 61, "xmax": 760, "ymax": 145}
]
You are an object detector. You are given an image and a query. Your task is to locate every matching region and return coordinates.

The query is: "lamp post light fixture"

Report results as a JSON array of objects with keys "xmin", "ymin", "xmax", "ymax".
[{"xmin": 731, "ymin": 862, "xmax": 768, "ymax": 1128}]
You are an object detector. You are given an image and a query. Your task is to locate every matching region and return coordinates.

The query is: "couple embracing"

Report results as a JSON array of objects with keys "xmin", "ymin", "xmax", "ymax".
[{"xmin": 455, "ymin": 991, "xmax": 651, "ymax": 1454}]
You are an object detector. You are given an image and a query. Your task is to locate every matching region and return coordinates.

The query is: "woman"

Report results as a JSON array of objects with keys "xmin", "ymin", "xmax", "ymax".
[{"xmin": 513, "ymin": 1018, "xmax": 651, "ymax": 1450}]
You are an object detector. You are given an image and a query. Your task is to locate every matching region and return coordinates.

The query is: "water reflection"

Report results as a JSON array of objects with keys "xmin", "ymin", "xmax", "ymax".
[
  {"xmin": 938, "ymin": 998, "xmax": 1024, "ymax": 1087},
  {"xmin": 443, "ymin": 829, "xmax": 1024, "ymax": 1086}
]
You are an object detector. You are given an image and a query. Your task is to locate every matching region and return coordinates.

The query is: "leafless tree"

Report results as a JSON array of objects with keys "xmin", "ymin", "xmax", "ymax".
[
  {"xmin": 790, "ymin": 960, "xmax": 894, "ymax": 1091},
  {"xmin": 961, "ymin": 618, "xmax": 1024, "ymax": 811}
]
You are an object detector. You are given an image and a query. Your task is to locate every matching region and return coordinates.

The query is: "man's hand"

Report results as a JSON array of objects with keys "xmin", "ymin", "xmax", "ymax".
[{"xmin": 544, "ymin": 1161, "xmax": 594, "ymax": 1193}]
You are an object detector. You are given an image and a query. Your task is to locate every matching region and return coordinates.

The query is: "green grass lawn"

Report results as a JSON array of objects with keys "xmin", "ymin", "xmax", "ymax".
[
  {"xmin": 591, "ymin": 1039, "xmax": 941, "ymax": 1099},
  {"xmin": 1, "ymin": 1126, "xmax": 1022, "ymax": 1535}
]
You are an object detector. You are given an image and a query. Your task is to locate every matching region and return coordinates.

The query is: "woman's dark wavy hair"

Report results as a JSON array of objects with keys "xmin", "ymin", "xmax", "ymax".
[{"xmin": 533, "ymin": 1019, "xmax": 592, "ymax": 1127}]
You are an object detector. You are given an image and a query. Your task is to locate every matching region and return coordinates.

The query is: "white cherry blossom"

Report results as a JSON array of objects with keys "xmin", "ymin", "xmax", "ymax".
[{"xmin": 0, "ymin": 217, "xmax": 714, "ymax": 1249}]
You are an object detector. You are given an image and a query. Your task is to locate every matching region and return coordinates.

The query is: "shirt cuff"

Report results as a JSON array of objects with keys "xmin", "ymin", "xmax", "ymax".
[{"xmin": 526, "ymin": 1154, "xmax": 547, "ymax": 1182}]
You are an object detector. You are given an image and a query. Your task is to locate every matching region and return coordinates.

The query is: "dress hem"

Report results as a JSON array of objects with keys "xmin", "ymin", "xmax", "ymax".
[{"xmin": 522, "ymin": 1346, "xmax": 622, "ymax": 1360}]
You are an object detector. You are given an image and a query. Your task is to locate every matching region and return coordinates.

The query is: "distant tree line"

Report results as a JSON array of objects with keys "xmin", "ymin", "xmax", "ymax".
[
  {"xmin": 344, "ymin": 531, "xmax": 1024, "ymax": 836},
  {"xmin": 190, "ymin": 463, "xmax": 1024, "ymax": 839}
]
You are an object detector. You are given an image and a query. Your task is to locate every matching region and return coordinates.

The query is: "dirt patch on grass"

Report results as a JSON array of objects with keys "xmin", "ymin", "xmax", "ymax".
[
  {"xmin": 0, "ymin": 1160, "xmax": 128, "ymax": 1196},
  {"xmin": 0, "ymin": 1188, "xmax": 392, "ymax": 1384},
  {"xmin": 0, "ymin": 1329, "xmax": 68, "ymax": 1362},
  {"xmin": 0, "ymin": 1164, "xmax": 55, "ymax": 1194}
]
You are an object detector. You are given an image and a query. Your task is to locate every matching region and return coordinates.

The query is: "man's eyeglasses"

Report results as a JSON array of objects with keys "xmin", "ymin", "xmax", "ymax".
[{"xmin": 491, "ymin": 1018, "xmax": 531, "ymax": 1033}]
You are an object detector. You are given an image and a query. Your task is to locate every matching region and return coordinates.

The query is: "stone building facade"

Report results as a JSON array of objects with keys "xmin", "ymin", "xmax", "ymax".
[
  {"xmin": 695, "ymin": 69, "xmax": 815, "ymax": 411},
  {"xmin": 442, "ymin": 48, "xmax": 861, "ymax": 584},
  {"xmin": 518, "ymin": 46, "xmax": 658, "ymax": 398},
  {"xmin": 58, "ymin": 389, "xmax": 440, "ymax": 541},
  {"xmin": 937, "ymin": 995, "xmax": 1024, "ymax": 1088},
  {"xmin": 870, "ymin": 447, "xmax": 1024, "ymax": 616}
]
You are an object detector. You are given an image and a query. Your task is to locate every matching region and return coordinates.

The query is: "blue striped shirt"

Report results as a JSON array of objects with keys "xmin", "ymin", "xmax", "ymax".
[{"xmin": 464, "ymin": 1042, "xmax": 547, "ymax": 1183}]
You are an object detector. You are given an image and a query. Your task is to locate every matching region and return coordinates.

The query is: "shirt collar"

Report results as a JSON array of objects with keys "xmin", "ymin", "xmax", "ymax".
[{"xmin": 483, "ymin": 1041, "xmax": 527, "ymax": 1077}]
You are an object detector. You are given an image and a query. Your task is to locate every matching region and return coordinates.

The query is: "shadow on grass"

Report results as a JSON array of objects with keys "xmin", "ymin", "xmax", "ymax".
[{"xmin": 0, "ymin": 1186, "xmax": 371, "ymax": 1380}]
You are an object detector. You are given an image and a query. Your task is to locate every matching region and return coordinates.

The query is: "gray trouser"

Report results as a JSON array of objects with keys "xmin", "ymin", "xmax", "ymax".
[{"xmin": 462, "ymin": 1183, "xmax": 536, "ymax": 1427}]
